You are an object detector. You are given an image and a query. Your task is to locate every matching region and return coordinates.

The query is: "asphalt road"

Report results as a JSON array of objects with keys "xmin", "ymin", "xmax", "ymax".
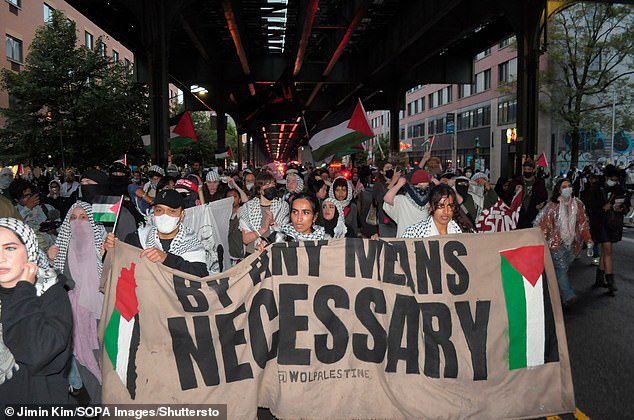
[{"xmin": 548, "ymin": 224, "xmax": 634, "ymax": 419}]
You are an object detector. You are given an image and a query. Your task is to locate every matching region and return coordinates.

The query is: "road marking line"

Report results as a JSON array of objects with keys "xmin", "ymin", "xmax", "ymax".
[
  {"xmin": 575, "ymin": 408, "xmax": 591, "ymax": 419},
  {"xmin": 622, "ymin": 236, "xmax": 634, "ymax": 244}
]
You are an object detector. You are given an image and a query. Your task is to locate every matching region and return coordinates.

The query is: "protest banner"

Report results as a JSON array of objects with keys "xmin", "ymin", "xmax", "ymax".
[
  {"xmin": 475, "ymin": 187, "xmax": 523, "ymax": 232},
  {"xmin": 100, "ymin": 228, "xmax": 574, "ymax": 419}
]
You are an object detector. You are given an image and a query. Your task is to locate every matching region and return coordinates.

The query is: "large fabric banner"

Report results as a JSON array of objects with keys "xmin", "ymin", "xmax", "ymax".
[{"xmin": 100, "ymin": 228, "xmax": 575, "ymax": 419}]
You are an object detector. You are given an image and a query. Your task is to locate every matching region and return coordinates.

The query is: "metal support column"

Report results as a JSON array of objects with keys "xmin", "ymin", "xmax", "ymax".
[
  {"xmin": 506, "ymin": 0, "xmax": 546, "ymax": 175},
  {"xmin": 389, "ymin": 91, "xmax": 403, "ymax": 156},
  {"xmin": 216, "ymin": 112, "xmax": 226, "ymax": 167},
  {"xmin": 145, "ymin": 0, "xmax": 170, "ymax": 167}
]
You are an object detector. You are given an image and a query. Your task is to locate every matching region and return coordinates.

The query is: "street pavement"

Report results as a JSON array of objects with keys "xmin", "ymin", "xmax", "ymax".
[{"xmin": 546, "ymin": 225, "xmax": 634, "ymax": 419}]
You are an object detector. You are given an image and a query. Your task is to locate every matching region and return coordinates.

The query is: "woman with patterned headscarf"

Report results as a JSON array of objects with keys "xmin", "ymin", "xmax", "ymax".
[
  {"xmin": 0, "ymin": 217, "xmax": 73, "ymax": 404},
  {"xmin": 329, "ymin": 176, "xmax": 360, "ymax": 237},
  {"xmin": 283, "ymin": 170, "xmax": 305, "ymax": 205},
  {"xmin": 316, "ymin": 198, "xmax": 348, "ymax": 239},
  {"xmin": 48, "ymin": 201, "xmax": 106, "ymax": 404},
  {"xmin": 278, "ymin": 193, "xmax": 326, "ymax": 241}
]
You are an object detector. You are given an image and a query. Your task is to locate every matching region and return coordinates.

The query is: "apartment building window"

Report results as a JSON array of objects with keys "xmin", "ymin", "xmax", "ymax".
[
  {"xmin": 418, "ymin": 97, "xmax": 425, "ymax": 112},
  {"xmin": 407, "ymin": 123, "xmax": 425, "ymax": 139},
  {"xmin": 6, "ymin": 35, "xmax": 23, "ymax": 63},
  {"xmin": 43, "ymin": 3, "xmax": 54, "ymax": 22},
  {"xmin": 458, "ymin": 84, "xmax": 472, "ymax": 99},
  {"xmin": 85, "ymin": 31, "xmax": 93, "ymax": 50},
  {"xmin": 473, "ymin": 69, "xmax": 491, "ymax": 93},
  {"xmin": 7, "ymin": 0, "xmax": 20, "ymax": 7},
  {"xmin": 499, "ymin": 36, "xmax": 515, "ymax": 49},
  {"xmin": 499, "ymin": 59, "xmax": 517, "ymax": 84},
  {"xmin": 112, "ymin": 50, "xmax": 119, "ymax": 62},
  {"xmin": 457, "ymin": 106, "xmax": 491, "ymax": 130},
  {"xmin": 407, "ymin": 102, "xmax": 413, "ymax": 116},
  {"xmin": 498, "ymin": 100, "xmax": 517, "ymax": 124},
  {"xmin": 400, "ymin": 127, "xmax": 405, "ymax": 140},
  {"xmin": 475, "ymin": 48, "xmax": 491, "ymax": 60},
  {"xmin": 99, "ymin": 42, "xmax": 107, "ymax": 57}
]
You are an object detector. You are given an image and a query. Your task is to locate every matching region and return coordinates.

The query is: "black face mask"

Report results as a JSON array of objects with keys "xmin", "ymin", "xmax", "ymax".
[
  {"xmin": 262, "ymin": 187, "xmax": 277, "ymax": 201},
  {"xmin": 385, "ymin": 170, "xmax": 394, "ymax": 179},
  {"xmin": 109, "ymin": 175, "xmax": 130, "ymax": 195},
  {"xmin": 523, "ymin": 171, "xmax": 534, "ymax": 179},
  {"xmin": 81, "ymin": 184, "xmax": 103, "ymax": 203},
  {"xmin": 456, "ymin": 185, "xmax": 469, "ymax": 197}
]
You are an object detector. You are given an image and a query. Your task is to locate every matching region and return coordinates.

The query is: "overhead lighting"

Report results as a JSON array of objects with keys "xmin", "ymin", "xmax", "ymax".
[{"xmin": 190, "ymin": 85, "xmax": 208, "ymax": 94}]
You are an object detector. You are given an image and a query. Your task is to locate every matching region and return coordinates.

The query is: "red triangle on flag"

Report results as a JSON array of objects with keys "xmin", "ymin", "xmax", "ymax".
[
  {"xmin": 115, "ymin": 263, "xmax": 139, "ymax": 321},
  {"xmin": 109, "ymin": 199, "xmax": 122, "ymax": 216},
  {"xmin": 228, "ymin": 147, "xmax": 233, "ymax": 157},
  {"xmin": 536, "ymin": 152, "xmax": 548, "ymax": 168},
  {"xmin": 173, "ymin": 111, "xmax": 198, "ymax": 140},
  {"xmin": 347, "ymin": 99, "xmax": 374, "ymax": 137},
  {"xmin": 500, "ymin": 245, "xmax": 545, "ymax": 287}
]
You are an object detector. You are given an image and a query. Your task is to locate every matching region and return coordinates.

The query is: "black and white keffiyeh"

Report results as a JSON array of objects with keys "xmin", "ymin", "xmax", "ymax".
[
  {"xmin": 238, "ymin": 197, "xmax": 290, "ymax": 235},
  {"xmin": 278, "ymin": 223, "xmax": 326, "ymax": 241},
  {"xmin": 138, "ymin": 223, "xmax": 204, "ymax": 256},
  {"xmin": 0, "ymin": 218, "xmax": 61, "ymax": 385},
  {"xmin": 401, "ymin": 216, "xmax": 462, "ymax": 238},
  {"xmin": 321, "ymin": 198, "xmax": 347, "ymax": 239},
  {"xmin": 328, "ymin": 176, "xmax": 353, "ymax": 208},
  {"xmin": 53, "ymin": 201, "xmax": 106, "ymax": 278},
  {"xmin": 285, "ymin": 173, "xmax": 304, "ymax": 194}
]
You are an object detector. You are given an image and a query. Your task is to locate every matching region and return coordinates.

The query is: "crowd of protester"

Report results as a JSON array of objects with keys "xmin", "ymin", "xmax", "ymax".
[{"xmin": 0, "ymin": 155, "xmax": 632, "ymax": 407}]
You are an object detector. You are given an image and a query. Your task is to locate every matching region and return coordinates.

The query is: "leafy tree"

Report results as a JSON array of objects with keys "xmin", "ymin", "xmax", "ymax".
[
  {"xmin": 0, "ymin": 10, "xmax": 149, "ymax": 169},
  {"xmin": 542, "ymin": 3, "xmax": 634, "ymax": 167}
]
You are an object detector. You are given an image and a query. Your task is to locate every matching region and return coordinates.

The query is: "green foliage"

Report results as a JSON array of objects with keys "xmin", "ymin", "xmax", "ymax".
[
  {"xmin": 0, "ymin": 10, "xmax": 149, "ymax": 168},
  {"xmin": 542, "ymin": 3, "xmax": 634, "ymax": 165}
]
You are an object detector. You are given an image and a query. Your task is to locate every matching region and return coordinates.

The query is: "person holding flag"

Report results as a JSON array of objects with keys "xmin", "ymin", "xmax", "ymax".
[
  {"xmin": 103, "ymin": 189, "xmax": 208, "ymax": 277},
  {"xmin": 48, "ymin": 201, "xmax": 106, "ymax": 404}
]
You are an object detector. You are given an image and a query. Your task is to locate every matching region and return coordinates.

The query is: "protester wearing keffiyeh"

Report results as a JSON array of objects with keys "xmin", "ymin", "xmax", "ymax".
[
  {"xmin": 317, "ymin": 198, "xmax": 347, "ymax": 239},
  {"xmin": 50, "ymin": 202, "xmax": 106, "ymax": 386},
  {"xmin": 0, "ymin": 217, "xmax": 72, "ymax": 404}
]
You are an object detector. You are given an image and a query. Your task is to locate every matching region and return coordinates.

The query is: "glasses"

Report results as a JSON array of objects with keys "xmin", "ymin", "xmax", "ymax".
[{"xmin": 434, "ymin": 203, "xmax": 456, "ymax": 211}]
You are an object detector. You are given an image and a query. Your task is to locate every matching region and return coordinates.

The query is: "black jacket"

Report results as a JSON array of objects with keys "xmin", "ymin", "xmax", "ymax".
[{"xmin": 0, "ymin": 282, "xmax": 73, "ymax": 406}]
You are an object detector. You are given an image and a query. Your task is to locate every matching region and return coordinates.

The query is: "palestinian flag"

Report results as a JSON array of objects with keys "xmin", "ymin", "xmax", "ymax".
[
  {"xmin": 215, "ymin": 147, "xmax": 233, "ymax": 159},
  {"xmin": 141, "ymin": 112, "xmax": 198, "ymax": 151},
  {"xmin": 104, "ymin": 263, "xmax": 140, "ymax": 399},
  {"xmin": 309, "ymin": 99, "xmax": 374, "ymax": 161},
  {"xmin": 500, "ymin": 245, "xmax": 559, "ymax": 370},
  {"xmin": 92, "ymin": 196, "xmax": 123, "ymax": 223}
]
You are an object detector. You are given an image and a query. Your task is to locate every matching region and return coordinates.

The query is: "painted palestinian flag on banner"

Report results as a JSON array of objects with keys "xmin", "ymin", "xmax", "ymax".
[
  {"xmin": 104, "ymin": 263, "xmax": 140, "ymax": 399},
  {"xmin": 309, "ymin": 99, "xmax": 374, "ymax": 161},
  {"xmin": 92, "ymin": 196, "xmax": 123, "ymax": 223},
  {"xmin": 141, "ymin": 112, "xmax": 198, "ymax": 151},
  {"xmin": 500, "ymin": 245, "xmax": 559, "ymax": 370}
]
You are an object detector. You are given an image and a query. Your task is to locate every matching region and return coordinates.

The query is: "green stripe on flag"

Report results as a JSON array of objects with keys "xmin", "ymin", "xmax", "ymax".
[
  {"xmin": 104, "ymin": 308, "xmax": 122, "ymax": 369},
  {"xmin": 312, "ymin": 131, "xmax": 369, "ymax": 161},
  {"xmin": 94, "ymin": 213, "xmax": 117, "ymax": 223},
  {"xmin": 501, "ymin": 255, "xmax": 527, "ymax": 369}
]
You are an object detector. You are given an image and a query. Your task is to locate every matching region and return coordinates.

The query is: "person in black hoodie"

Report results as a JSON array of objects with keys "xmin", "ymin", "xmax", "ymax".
[
  {"xmin": 0, "ymin": 217, "xmax": 73, "ymax": 406},
  {"xmin": 581, "ymin": 165, "xmax": 631, "ymax": 295}
]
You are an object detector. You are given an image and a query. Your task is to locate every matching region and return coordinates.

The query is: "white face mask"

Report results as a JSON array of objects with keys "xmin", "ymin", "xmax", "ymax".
[
  {"xmin": 560, "ymin": 187, "xmax": 573, "ymax": 198},
  {"xmin": 154, "ymin": 214, "xmax": 180, "ymax": 234},
  {"xmin": 246, "ymin": 182, "xmax": 255, "ymax": 191},
  {"xmin": 606, "ymin": 179, "xmax": 617, "ymax": 187}
]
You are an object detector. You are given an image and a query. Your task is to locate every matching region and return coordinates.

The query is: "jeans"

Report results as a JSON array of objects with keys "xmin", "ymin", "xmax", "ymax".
[
  {"xmin": 551, "ymin": 246, "xmax": 576, "ymax": 302},
  {"xmin": 68, "ymin": 357, "xmax": 83, "ymax": 389}
]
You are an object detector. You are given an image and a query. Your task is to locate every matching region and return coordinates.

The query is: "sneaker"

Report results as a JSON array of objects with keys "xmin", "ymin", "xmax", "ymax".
[{"xmin": 592, "ymin": 257, "xmax": 600, "ymax": 266}]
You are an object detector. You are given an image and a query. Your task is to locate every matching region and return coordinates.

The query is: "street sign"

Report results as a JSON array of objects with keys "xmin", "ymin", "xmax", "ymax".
[{"xmin": 446, "ymin": 113, "xmax": 455, "ymax": 134}]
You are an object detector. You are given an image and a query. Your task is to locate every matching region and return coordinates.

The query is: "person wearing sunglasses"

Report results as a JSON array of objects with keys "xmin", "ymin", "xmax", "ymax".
[{"xmin": 402, "ymin": 184, "xmax": 462, "ymax": 238}]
